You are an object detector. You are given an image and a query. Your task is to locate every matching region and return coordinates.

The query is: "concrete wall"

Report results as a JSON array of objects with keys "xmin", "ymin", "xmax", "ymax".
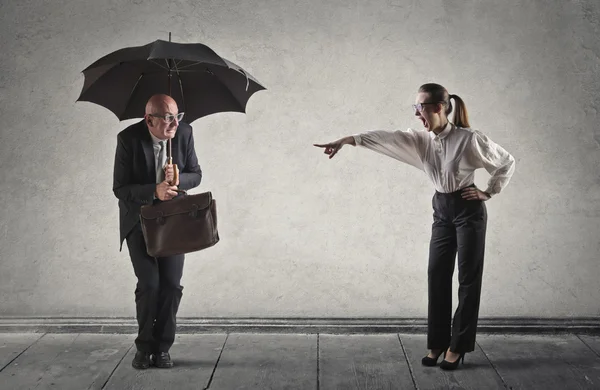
[{"xmin": 1, "ymin": 0, "xmax": 599, "ymax": 318}]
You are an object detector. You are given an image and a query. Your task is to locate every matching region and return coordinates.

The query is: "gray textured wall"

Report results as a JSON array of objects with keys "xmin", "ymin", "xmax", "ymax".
[{"xmin": 1, "ymin": 0, "xmax": 599, "ymax": 318}]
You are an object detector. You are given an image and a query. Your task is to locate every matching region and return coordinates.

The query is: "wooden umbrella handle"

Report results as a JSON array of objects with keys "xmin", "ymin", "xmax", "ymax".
[
  {"xmin": 173, "ymin": 163, "xmax": 179, "ymax": 185},
  {"xmin": 167, "ymin": 157, "xmax": 179, "ymax": 186},
  {"xmin": 167, "ymin": 139, "xmax": 179, "ymax": 186}
]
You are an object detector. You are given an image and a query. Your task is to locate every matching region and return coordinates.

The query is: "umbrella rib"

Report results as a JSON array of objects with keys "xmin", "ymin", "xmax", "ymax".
[
  {"xmin": 121, "ymin": 74, "xmax": 145, "ymax": 120},
  {"xmin": 145, "ymin": 60, "xmax": 219, "ymax": 71},
  {"xmin": 149, "ymin": 59, "xmax": 169, "ymax": 71},
  {"xmin": 177, "ymin": 61, "xmax": 209, "ymax": 70},
  {"xmin": 205, "ymin": 67, "xmax": 245, "ymax": 112},
  {"xmin": 236, "ymin": 68, "xmax": 250, "ymax": 91},
  {"xmin": 149, "ymin": 60, "xmax": 201, "ymax": 71},
  {"xmin": 173, "ymin": 60, "xmax": 186, "ymax": 112}
]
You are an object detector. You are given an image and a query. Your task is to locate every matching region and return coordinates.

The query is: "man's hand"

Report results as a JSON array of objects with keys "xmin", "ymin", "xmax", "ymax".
[
  {"xmin": 461, "ymin": 187, "xmax": 491, "ymax": 201},
  {"xmin": 164, "ymin": 164, "xmax": 179, "ymax": 186},
  {"xmin": 155, "ymin": 181, "xmax": 179, "ymax": 201}
]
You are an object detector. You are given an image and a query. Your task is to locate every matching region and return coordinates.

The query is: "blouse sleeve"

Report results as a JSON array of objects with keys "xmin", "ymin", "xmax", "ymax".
[
  {"xmin": 470, "ymin": 130, "xmax": 516, "ymax": 196},
  {"xmin": 353, "ymin": 129, "xmax": 425, "ymax": 171}
]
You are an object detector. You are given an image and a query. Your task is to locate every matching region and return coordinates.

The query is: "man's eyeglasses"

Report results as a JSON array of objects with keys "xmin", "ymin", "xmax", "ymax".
[
  {"xmin": 150, "ymin": 112, "xmax": 185, "ymax": 123},
  {"xmin": 412, "ymin": 102, "xmax": 444, "ymax": 112}
]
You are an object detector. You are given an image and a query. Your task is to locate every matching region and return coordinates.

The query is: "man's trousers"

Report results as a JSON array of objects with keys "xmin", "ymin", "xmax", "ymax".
[{"xmin": 126, "ymin": 223, "xmax": 184, "ymax": 353}]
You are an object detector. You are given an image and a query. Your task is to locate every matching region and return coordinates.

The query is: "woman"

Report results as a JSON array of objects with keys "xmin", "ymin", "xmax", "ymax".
[{"xmin": 314, "ymin": 83, "xmax": 515, "ymax": 370}]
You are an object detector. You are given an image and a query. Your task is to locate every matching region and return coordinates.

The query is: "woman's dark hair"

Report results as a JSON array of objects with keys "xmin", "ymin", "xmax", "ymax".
[{"xmin": 418, "ymin": 83, "xmax": 470, "ymax": 128}]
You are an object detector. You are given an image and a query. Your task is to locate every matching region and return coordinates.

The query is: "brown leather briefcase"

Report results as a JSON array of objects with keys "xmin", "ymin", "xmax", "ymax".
[{"xmin": 139, "ymin": 191, "xmax": 219, "ymax": 257}]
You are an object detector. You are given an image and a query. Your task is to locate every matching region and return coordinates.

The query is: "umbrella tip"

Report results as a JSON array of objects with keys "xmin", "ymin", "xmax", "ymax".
[{"xmin": 169, "ymin": 32, "xmax": 171, "ymax": 42}]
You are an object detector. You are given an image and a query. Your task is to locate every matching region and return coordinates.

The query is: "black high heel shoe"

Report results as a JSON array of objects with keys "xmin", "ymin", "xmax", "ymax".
[
  {"xmin": 439, "ymin": 352, "xmax": 465, "ymax": 370},
  {"xmin": 421, "ymin": 350, "xmax": 446, "ymax": 366}
]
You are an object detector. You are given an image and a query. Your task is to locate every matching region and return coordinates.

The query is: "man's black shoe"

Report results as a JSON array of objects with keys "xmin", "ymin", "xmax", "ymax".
[
  {"xmin": 132, "ymin": 351, "xmax": 152, "ymax": 369},
  {"xmin": 152, "ymin": 352, "xmax": 174, "ymax": 368}
]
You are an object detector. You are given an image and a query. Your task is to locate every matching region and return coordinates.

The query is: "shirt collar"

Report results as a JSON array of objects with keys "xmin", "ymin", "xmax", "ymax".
[
  {"xmin": 148, "ymin": 128, "xmax": 165, "ymax": 145},
  {"xmin": 429, "ymin": 121, "xmax": 454, "ymax": 140}
]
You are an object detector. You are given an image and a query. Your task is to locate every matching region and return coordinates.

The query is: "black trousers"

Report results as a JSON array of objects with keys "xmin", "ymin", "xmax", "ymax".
[
  {"xmin": 125, "ymin": 223, "xmax": 185, "ymax": 353},
  {"xmin": 427, "ymin": 184, "xmax": 487, "ymax": 353}
]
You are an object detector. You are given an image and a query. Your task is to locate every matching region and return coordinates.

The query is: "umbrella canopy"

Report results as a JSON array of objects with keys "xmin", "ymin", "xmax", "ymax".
[{"xmin": 77, "ymin": 38, "xmax": 266, "ymax": 123}]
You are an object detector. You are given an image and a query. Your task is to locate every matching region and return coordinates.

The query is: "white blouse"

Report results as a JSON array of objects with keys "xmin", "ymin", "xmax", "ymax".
[{"xmin": 353, "ymin": 122, "xmax": 515, "ymax": 196}]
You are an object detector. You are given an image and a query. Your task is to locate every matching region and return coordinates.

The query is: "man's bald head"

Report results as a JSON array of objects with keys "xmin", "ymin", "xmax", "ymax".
[
  {"xmin": 145, "ymin": 94, "xmax": 178, "ymax": 116},
  {"xmin": 144, "ymin": 94, "xmax": 180, "ymax": 140}
]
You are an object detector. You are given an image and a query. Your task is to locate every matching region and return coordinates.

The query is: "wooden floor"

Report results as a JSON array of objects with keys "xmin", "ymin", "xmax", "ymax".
[{"xmin": 1, "ymin": 333, "xmax": 599, "ymax": 389}]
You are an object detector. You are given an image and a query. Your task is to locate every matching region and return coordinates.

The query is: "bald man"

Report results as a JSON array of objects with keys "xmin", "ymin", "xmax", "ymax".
[{"xmin": 113, "ymin": 94, "xmax": 202, "ymax": 369}]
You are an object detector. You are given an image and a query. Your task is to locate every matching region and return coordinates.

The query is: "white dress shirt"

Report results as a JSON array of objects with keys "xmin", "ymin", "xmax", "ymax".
[
  {"xmin": 353, "ymin": 122, "xmax": 515, "ymax": 196},
  {"xmin": 148, "ymin": 130, "xmax": 167, "ymax": 184},
  {"xmin": 148, "ymin": 131, "xmax": 168, "ymax": 201}
]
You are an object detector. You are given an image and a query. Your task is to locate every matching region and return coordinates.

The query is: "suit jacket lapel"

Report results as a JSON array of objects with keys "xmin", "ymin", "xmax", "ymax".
[{"xmin": 139, "ymin": 122, "xmax": 155, "ymax": 181}]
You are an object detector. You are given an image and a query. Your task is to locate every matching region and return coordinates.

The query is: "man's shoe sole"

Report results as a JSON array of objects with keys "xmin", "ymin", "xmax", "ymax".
[{"xmin": 132, "ymin": 361, "xmax": 150, "ymax": 369}]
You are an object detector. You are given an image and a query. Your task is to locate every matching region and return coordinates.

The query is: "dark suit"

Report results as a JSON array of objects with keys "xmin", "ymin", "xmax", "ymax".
[{"xmin": 113, "ymin": 119, "xmax": 202, "ymax": 353}]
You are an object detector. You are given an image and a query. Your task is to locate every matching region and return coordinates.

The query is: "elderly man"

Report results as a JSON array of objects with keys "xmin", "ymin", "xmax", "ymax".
[{"xmin": 113, "ymin": 94, "xmax": 202, "ymax": 369}]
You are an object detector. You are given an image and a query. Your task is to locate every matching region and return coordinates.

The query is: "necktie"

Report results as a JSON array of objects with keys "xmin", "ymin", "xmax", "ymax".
[{"xmin": 155, "ymin": 141, "xmax": 167, "ymax": 183}]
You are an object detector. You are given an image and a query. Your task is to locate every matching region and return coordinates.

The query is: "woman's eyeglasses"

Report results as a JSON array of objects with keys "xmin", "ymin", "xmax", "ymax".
[{"xmin": 412, "ymin": 102, "xmax": 444, "ymax": 112}]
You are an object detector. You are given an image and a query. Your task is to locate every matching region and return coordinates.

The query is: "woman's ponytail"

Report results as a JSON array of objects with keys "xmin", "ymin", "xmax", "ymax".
[{"xmin": 448, "ymin": 94, "xmax": 470, "ymax": 128}]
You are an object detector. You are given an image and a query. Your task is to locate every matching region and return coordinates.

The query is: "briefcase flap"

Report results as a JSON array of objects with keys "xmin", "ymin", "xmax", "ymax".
[{"xmin": 140, "ymin": 192, "xmax": 213, "ymax": 220}]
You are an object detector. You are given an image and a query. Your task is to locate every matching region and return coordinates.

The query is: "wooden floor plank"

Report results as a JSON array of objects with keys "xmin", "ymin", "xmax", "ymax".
[
  {"xmin": 0, "ymin": 333, "xmax": 44, "ymax": 371},
  {"xmin": 0, "ymin": 333, "xmax": 132, "ymax": 390},
  {"xmin": 2, "ymin": 332, "xmax": 598, "ymax": 389},
  {"xmin": 319, "ymin": 334, "xmax": 414, "ymax": 390},
  {"xmin": 103, "ymin": 334, "xmax": 227, "ymax": 390},
  {"xmin": 478, "ymin": 334, "xmax": 600, "ymax": 390},
  {"xmin": 579, "ymin": 335, "xmax": 600, "ymax": 358},
  {"xmin": 400, "ymin": 334, "xmax": 506, "ymax": 390},
  {"xmin": 209, "ymin": 333, "xmax": 317, "ymax": 390}
]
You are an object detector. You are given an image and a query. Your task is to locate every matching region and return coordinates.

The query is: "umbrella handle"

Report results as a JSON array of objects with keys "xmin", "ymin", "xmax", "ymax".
[
  {"xmin": 168, "ymin": 158, "xmax": 179, "ymax": 186},
  {"xmin": 166, "ymin": 132, "xmax": 179, "ymax": 186},
  {"xmin": 173, "ymin": 164, "xmax": 179, "ymax": 186}
]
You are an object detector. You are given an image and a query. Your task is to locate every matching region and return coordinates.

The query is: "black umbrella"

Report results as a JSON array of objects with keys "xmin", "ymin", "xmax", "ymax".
[
  {"xmin": 76, "ymin": 34, "xmax": 266, "ymax": 124},
  {"xmin": 77, "ymin": 34, "xmax": 265, "ymax": 175}
]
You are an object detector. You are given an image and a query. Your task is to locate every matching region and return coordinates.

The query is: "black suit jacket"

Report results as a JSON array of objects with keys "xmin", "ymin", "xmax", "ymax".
[{"xmin": 113, "ymin": 120, "xmax": 202, "ymax": 251}]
